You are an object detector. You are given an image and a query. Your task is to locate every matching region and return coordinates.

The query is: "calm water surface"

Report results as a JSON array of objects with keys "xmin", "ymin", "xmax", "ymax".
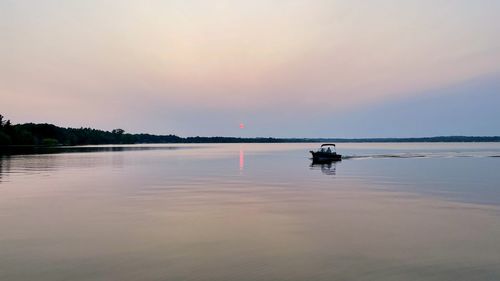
[{"xmin": 1, "ymin": 143, "xmax": 500, "ymax": 281}]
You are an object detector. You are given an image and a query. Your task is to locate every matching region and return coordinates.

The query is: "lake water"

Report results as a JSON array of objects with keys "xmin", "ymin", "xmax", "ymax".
[{"xmin": 1, "ymin": 143, "xmax": 500, "ymax": 281}]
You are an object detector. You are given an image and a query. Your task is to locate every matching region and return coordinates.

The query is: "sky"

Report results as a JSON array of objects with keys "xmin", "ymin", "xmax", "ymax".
[{"xmin": 1, "ymin": 0, "xmax": 499, "ymax": 138}]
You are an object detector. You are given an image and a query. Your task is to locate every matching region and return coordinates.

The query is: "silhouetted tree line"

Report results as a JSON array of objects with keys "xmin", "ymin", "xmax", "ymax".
[
  {"xmin": 1, "ymin": 114, "xmax": 499, "ymax": 146},
  {"xmin": 0, "ymin": 114, "xmax": 179, "ymax": 146}
]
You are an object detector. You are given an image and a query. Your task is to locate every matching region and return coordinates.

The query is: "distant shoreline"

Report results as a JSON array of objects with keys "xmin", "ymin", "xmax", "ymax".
[
  {"xmin": 1, "ymin": 136, "xmax": 500, "ymax": 148},
  {"xmin": 1, "ymin": 115, "xmax": 499, "ymax": 146}
]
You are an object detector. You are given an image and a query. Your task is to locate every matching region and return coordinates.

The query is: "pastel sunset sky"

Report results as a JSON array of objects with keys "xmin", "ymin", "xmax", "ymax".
[{"xmin": 1, "ymin": 0, "xmax": 499, "ymax": 137}]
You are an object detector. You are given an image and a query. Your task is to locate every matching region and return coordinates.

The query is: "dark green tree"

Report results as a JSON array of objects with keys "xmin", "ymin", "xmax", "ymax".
[{"xmin": 112, "ymin": 129, "xmax": 125, "ymax": 135}]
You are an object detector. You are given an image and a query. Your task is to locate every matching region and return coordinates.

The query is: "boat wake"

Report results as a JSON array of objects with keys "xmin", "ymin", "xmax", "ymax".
[{"xmin": 342, "ymin": 153, "xmax": 500, "ymax": 159}]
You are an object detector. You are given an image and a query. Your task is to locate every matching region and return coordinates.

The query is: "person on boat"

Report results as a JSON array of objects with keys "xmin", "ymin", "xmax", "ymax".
[{"xmin": 326, "ymin": 147, "xmax": 332, "ymax": 153}]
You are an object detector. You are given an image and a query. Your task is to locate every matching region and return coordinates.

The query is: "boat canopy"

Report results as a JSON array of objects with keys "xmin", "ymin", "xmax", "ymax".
[{"xmin": 321, "ymin": 143, "xmax": 336, "ymax": 147}]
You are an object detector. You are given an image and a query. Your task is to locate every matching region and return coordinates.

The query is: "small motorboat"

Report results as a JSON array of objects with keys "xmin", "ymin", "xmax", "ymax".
[{"xmin": 310, "ymin": 144, "xmax": 342, "ymax": 162}]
